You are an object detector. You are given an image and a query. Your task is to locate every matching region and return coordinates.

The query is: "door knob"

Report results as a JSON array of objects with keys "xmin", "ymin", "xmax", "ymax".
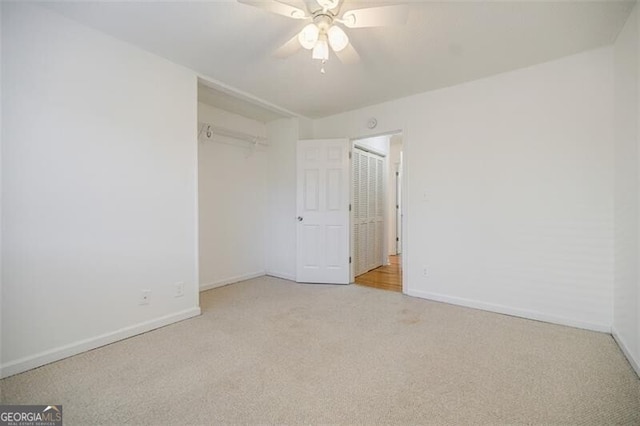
[{"xmin": 297, "ymin": 216, "xmax": 303, "ymax": 222}]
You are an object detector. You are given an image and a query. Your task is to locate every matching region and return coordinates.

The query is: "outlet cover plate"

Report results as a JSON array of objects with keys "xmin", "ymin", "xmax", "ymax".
[
  {"xmin": 139, "ymin": 289, "xmax": 151, "ymax": 305},
  {"xmin": 174, "ymin": 282, "xmax": 185, "ymax": 298}
]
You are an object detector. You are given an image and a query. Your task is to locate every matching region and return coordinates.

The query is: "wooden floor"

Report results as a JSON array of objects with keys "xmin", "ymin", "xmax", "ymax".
[{"xmin": 354, "ymin": 255, "xmax": 402, "ymax": 292}]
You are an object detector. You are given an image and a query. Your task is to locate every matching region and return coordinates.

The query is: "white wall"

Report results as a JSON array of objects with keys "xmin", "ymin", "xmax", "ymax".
[
  {"xmin": 298, "ymin": 117, "xmax": 315, "ymax": 140},
  {"xmin": 314, "ymin": 47, "xmax": 614, "ymax": 332},
  {"xmin": 198, "ymin": 103, "xmax": 267, "ymax": 290},
  {"xmin": 1, "ymin": 3, "xmax": 200, "ymax": 377},
  {"xmin": 613, "ymin": 2, "xmax": 640, "ymax": 376},
  {"xmin": 265, "ymin": 118, "xmax": 299, "ymax": 281},
  {"xmin": 0, "ymin": 1, "xmax": 4, "ymax": 369}
]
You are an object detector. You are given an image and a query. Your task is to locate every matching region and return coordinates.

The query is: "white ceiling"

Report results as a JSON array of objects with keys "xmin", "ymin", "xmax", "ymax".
[{"xmin": 39, "ymin": 0, "xmax": 634, "ymax": 119}]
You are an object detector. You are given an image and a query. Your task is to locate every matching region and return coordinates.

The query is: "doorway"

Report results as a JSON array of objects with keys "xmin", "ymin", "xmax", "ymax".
[
  {"xmin": 355, "ymin": 254, "xmax": 402, "ymax": 291},
  {"xmin": 351, "ymin": 133, "xmax": 404, "ymax": 292}
]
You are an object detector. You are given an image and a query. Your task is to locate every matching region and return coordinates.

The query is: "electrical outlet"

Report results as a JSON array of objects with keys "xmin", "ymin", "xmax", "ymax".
[
  {"xmin": 174, "ymin": 282, "xmax": 184, "ymax": 298},
  {"xmin": 139, "ymin": 289, "xmax": 151, "ymax": 305},
  {"xmin": 423, "ymin": 267, "xmax": 428, "ymax": 276}
]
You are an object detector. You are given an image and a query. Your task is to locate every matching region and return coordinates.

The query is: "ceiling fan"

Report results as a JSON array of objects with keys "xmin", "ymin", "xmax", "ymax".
[{"xmin": 238, "ymin": 0, "xmax": 409, "ymax": 71}]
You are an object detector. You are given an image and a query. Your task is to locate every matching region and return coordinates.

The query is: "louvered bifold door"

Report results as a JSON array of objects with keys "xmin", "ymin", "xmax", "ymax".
[
  {"xmin": 353, "ymin": 148, "xmax": 385, "ymax": 277},
  {"xmin": 352, "ymin": 150, "xmax": 361, "ymax": 277},
  {"xmin": 358, "ymin": 152, "xmax": 369, "ymax": 276}
]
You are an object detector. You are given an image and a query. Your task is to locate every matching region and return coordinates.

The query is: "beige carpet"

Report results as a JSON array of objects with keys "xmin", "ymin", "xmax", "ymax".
[{"xmin": 2, "ymin": 276, "xmax": 639, "ymax": 425}]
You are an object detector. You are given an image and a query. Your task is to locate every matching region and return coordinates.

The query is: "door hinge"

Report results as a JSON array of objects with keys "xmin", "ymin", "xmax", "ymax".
[
  {"xmin": 349, "ymin": 151, "xmax": 352, "ymax": 159},
  {"xmin": 349, "ymin": 204, "xmax": 352, "ymax": 211},
  {"xmin": 349, "ymin": 256, "xmax": 352, "ymax": 264},
  {"xmin": 396, "ymin": 237, "xmax": 399, "ymax": 242},
  {"xmin": 396, "ymin": 171, "xmax": 399, "ymax": 176},
  {"xmin": 396, "ymin": 204, "xmax": 399, "ymax": 209}
]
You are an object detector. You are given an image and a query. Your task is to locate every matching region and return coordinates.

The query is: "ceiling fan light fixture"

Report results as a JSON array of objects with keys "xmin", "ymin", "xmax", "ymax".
[
  {"xmin": 312, "ymin": 34, "xmax": 329, "ymax": 61},
  {"xmin": 327, "ymin": 25, "xmax": 349, "ymax": 52},
  {"xmin": 298, "ymin": 24, "xmax": 320, "ymax": 50},
  {"xmin": 341, "ymin": 12, "xmax": 356, "ymax": 27}
]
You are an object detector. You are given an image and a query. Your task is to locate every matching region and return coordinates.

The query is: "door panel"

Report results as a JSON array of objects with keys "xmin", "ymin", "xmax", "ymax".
[
  {"xmin": 326, "ymin": 169, "xmax": 343, "ymax": 211},
  {"xmin": 296, "ymin": 139, "xmax": 350, "ymax": 284},
  {"xmin": 303, "ymin": 170, "xmax": 320, "ymax": 211},
  {"xmin": 301, "ymin": 224, "xmax": 320, "ymax": 268}
]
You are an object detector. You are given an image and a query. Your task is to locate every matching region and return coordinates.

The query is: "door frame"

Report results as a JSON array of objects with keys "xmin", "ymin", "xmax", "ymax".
[
  {"xmin": 349, "ymin": 130, "xmax": 407, "ymax": 294},
  {"xmin": 395, "ymin": 159, "xmax": 403, "ymax": 255}
]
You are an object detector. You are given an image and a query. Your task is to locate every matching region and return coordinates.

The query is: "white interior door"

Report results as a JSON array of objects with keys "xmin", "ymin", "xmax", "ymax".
[
  {"xmin": 353, "ymin": 148, "xmax": 368, "ymax": 277},
  {"xmin": 296, "ymin": 139, "xmax": 350, "ymax": 284}
]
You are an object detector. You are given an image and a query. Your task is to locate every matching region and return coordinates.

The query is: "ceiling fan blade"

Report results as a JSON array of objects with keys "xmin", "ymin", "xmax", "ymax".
[
  {"xmin": 274, "ymin": 33, "xmax": 302, "ymax": 58},
  {"xmin": 334, "ymin": 43, "xmax": 360, "ymax": 64},
  {"xmin": 238, "ymin": 0, "xmax": 309, "ymax": 19},
  {"xmin": 340, "ymin": 4, "xmax": 409, "ymax": 28},
  {"xmin": 286, "ymin": 0, "xmax": 312, "ymax": 13}
]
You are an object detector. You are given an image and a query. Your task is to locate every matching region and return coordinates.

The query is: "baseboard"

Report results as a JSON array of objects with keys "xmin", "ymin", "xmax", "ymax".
[
  {"xmin": 0, "ymin": 307, "xmax": 201, "ymax": 379},
  {"xmin": 612, "ymin": 327, "xmax": 640, "ymax": 378},
  {"xmin": 406, "ymin": 289, "xmax": 611, "ymax": 333},
  {"xmin": 200, "ymin": 271, "xmax": 265, "ymax": 292},
  {"xmin": 265, "ymin": 271, "xmax": 296, "ymax": 281}
]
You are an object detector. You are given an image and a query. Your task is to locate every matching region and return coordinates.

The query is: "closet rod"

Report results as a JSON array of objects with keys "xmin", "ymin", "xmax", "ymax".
[
  {"xmin": 199, "ymin": 122, "xmax": 268, "ymax": 147},
  {"xmin": 353, "ymin": 144, "xmax": 387, "ymax": 157}
]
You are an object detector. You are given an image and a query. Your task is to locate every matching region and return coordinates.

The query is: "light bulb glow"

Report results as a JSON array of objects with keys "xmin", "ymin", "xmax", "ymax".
[
  {"xmin": 312, "ymin": 35, "xmax": 329, "ymax": 61},
  {"xmin": 298, "ymin": 24, "xmax": 319, "ymax": 50},
  {"xmin": 327, "ymin": 25, "xmax": 349, "ymax": 52}
]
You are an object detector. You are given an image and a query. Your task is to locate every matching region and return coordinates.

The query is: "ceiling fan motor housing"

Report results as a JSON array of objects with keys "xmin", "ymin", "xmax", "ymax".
[{"xmin": 313, "ymin": 13, "xmax": 334, "ymax": 33}]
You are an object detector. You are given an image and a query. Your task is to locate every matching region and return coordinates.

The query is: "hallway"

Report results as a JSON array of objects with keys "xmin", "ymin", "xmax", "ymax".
[{"xmin": 354, "ymin": 255, "xmax": 402, "ymax": 292}]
